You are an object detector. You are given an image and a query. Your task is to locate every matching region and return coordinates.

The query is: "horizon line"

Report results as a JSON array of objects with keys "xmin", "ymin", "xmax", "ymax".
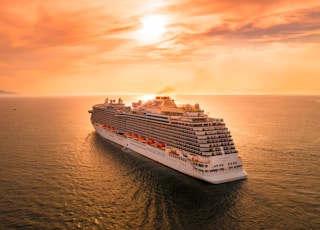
[{"xmin": 1, "ymin": 92, "xmax": 320, "ymax": 97}]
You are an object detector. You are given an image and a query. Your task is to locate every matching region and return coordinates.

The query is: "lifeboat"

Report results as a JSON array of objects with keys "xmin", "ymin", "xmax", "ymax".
[
  {"xmin": 103, "ymin": 125, "xmax": 109, "ymax": 129},
  {"xmin": 139, "ymin": 136, "xmax": 146, "ymax": 142},
  {"xmin": 156, "ymin": 142, "xmax": 165, "ymax": 149},
  {"xmin": 124, "ymin": 132, "xmax": 132, "ymax": 137},
  {"xmin": 110, "ymin": 127, "xmax": 115, "ymax": 131},
  {"xmin": 147, "ymin": 139, "xmax": 155, "ymax": 145},
  {"xmin": 132, "ymin": 134, "xmax": 138, "ymax": 139}
]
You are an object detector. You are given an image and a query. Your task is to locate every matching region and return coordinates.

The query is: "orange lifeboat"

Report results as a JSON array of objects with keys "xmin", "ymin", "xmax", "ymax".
[
  {"xmin": 147, "ymin": 139, "xmax": 155, "ymax": 145},
  {"xmin": 156, "ymin": 142, "xmax": 165, "ymax": 148},
  {"xmin": 132, "ymin": 134, "xmax": 138, "ymax": 139},
  {"xmin": 125, "ymin": 132, "xmax": 132, "ymax": 137},
  {"xmin": 110, "ymin": 127, "xmax": 115, "ymax": 131},
  {"xmin": 139, "ymin": 136, "xmax": 146, "ymax": 142}
]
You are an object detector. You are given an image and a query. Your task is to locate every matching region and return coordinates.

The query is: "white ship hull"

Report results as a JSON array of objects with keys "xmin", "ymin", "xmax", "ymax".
[{"xmin": 93, "ymin": 124, "xmax": 247, "ymax": 184}]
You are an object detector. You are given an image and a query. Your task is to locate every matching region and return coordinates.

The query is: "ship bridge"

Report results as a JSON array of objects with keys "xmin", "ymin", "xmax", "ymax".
[
  {"xmin": 132, "ymin": 96, "xmax": 179, "ymax": 114},
  {"xmin": 131, "ymin": 96, "xmax": 207, "ymax": 121}
]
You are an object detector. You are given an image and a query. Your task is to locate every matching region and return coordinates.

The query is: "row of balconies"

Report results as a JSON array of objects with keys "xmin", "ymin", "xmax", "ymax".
[
  {"xmin": 93, "ymin": 108, "xmax": 238, "ymax": 156},
  {"xmin": 127, "ymin": 117, "xmax": 231, "ymax": 142},
  {"xmin": 126, "ymin": 118, "xmax": 234, "ymax": 146},
  {"xmin": 126, "ymin": 121, "xmax": 202, "ymax": 153},
  {"xmin": 95, "ymin": 111, "xmax": 233, "ymax": 146},
  {"xmin": 126, "ymin": 121, "xmax": 236, "ymax": 154}
]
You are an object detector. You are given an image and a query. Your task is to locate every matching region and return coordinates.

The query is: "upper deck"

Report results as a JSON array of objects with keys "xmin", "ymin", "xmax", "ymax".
[
  {"xmin": 93, "ymin": 96, "xmax": 214, "ymax": 123},
  {"xmin": 132, "ymin": 96, "xmax": 208, "ymax": 121}
]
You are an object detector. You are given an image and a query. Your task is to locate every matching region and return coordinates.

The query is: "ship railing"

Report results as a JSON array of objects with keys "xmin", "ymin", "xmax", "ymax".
[{"xmin": 192, "ymin": 127, "xmax": 205, "ymax": 131}]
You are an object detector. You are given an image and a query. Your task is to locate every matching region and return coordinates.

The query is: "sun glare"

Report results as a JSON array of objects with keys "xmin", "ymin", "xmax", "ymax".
[
  {"xmin": 137, "ymin": 14, "xmax": 167, "ymax": 43},
  {"xmin": 139, "ymin": 94, "xmax": 156, "ymax": 102}
]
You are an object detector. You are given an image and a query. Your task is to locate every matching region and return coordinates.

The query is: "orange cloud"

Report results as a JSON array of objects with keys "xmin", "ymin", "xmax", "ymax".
[{"xmin": 0, "ymin": 0, "xmax": 319, "ymax": 95}]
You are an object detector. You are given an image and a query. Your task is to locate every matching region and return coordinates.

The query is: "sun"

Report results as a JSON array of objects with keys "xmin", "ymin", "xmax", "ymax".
[{"xmin": 137, "ymin": 14, "xmax": 167, "ymax": 44}]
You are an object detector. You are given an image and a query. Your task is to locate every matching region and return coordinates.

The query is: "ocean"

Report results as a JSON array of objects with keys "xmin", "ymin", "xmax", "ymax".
[{"xmin": 0, "ymin": 95, "xmax": 319, "ymax": 229}]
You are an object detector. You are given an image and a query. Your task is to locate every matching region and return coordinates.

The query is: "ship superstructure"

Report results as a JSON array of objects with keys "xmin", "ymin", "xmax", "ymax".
[{"xmin": 89, "ymin": 96, "xmax": 247, "ymax": 184}]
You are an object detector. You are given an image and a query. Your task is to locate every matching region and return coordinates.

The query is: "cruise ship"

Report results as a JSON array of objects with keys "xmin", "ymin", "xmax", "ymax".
[{"xmin": 88, "ymin": 96, "xmax": 247, "ymax": 184}]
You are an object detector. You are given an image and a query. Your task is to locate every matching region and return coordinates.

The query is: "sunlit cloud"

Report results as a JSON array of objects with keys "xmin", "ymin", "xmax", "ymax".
[{"xmin": 0, "ymin": 0, "xmax": 320, "ymax": 95}]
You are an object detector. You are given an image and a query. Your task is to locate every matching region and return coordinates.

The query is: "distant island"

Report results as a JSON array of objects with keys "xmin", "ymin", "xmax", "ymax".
[{"xmin": 0, "ymin": 89, "xmax": 18, "ymax": 95}]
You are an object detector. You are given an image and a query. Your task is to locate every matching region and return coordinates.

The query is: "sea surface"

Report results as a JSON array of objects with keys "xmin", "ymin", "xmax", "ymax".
[{"xmin": 0, "ymin": 95, "xmax": 319, "ymax": 229}]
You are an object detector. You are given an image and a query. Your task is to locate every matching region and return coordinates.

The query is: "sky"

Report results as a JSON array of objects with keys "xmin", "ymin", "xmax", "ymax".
[{"xmin": 1, "ymin": 0, "xmax": 320, "ymax": 96}]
